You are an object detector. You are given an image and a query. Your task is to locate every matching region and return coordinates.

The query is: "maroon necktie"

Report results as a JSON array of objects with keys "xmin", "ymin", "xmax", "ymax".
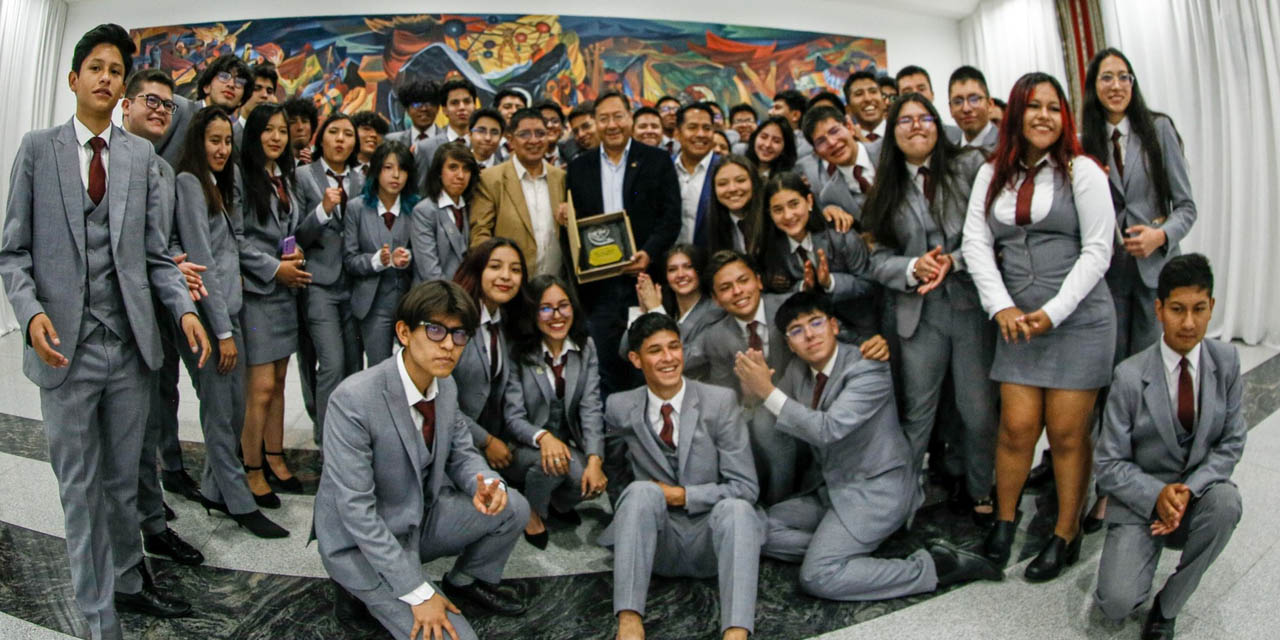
[
  {"xmin": 659, "ymin": 403, "xmax": 676, "ymax": 449},
  {"xmin": 1111, "ymin": 129, "xmax": 1125, "ymax": 179},
  {"xmin": 450, "ymin": 205, "xmax": 465, "ymax": 231},
  {"xmin": 917, "ymin": 166, "xmax": 933, "ymax": 206},
  {"xmin": 269, "ymin": 175, "xmax": 291, "ymax": 214},
  {"xmin": 544, "ymin": 353, "xmax": 565, "ymax": 399},
  {"xmin": 416, "ymin": 131, "xmax": 429, "ymax": 141},
  {"xmin": 1014, "ymin": 163, "xmax": 1044, "ymax": 226},
  {"xmin": 1177, "ymin": 357, "xmax": 1194, "ymax": 433},
  {"xmin": 664, "ymin": 141, "xmax": 674, "ymax": 155},
  {"xmin": 488, "ymin": 321, "xmax": 500, "ymax": 378},
  {"xmin": 415, "ymin": 399, "xmax": 436, "ymax": 448},
  {"xmin": 796, "ymin": 245, "xmax": 809, "ymax": 268},
  {"xmin": 326, "ymin": 170, "xmax": 348, "ymax": 212},
  {"xmin": 865, "ymin": 132, "xmax": 881, "ymax": 142},
  {"xmin": 87, "ymin": 137, "xmax": 107, "ymax": 206},
  {"xmin": 826, "ymin": 161, "xmax": 838, "ymax": 177},
  {"xmin": 382, "ymin": 211, "xmax": 395, "ymax": 231},
  {"xmin": 747, "ymin": 321, "xmax": 764, "ymax": 352},
  {"xmin": 853, "ymin": 165, "xmax": 872, "ymax": 194},
  {"xmin": 811, "ymin": 372, "xmax": 828, "ymax": 409}
]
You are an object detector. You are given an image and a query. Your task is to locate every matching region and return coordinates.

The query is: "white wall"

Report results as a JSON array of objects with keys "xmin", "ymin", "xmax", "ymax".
[{"xmin": 54, "ymin": 0, "xmax": 964, "ymax": 123}]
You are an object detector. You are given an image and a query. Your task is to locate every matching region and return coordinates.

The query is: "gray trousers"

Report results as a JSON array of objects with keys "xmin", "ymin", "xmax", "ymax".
[
  {"xmin": 606, "ymin": 481, "xmax": 762, "ymax": 633},
  {"xmin": 296, "ymin": 292, "xmax": 319, "ymax": 434},
  {"xmin": 747, "ymin": 408, "xmax": 798, "ymax": 506},
  {"xmin": 900, "ymin": 300, "xmax": 998, "ymax": 501},
  {"xmin": 306, "ymin": 284, "xmax": 363, "ymax": 441},
  {"xmin": 178, "ymin": 316, "xmax": 255, "ymax": 515},
  {"xmin": 763, "ymin": 494, "xmax": 937, "ymax": 601},
  {"xmin": 1107, "ymin": 257, "xmax": 1160, "ymax": 364},
  {"xmin": 359, "ymin": 281, "xmax": 402, "ymax": 366},
  {"xmin": 137, "ymin": 309, "xmax": 182, "ymax": 536},
  {"xmin": 43, "ymin": 326, "xmax": 150, "ymax": 640},
  {"xmin": 353, "ymin": 486, "xmax": 529, "ymax": 639},
  {"xmin": 504, "ymin": 442, "xmax": 587, "ymax": 519},
  {"xmin": 1095, "ymin": 482, "xmax": 1242, "ymax": 621}
]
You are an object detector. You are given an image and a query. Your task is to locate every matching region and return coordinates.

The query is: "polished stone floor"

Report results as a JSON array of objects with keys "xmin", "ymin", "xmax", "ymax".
[{"xmin": 0, "ymin": 332, "xmax": 1276, "ymax": 639}]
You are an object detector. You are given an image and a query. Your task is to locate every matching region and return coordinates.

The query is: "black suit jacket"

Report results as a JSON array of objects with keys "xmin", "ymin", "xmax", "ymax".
[{"xmin": 566, "ymin": 141, "xmax": 681, "ymax": 261}]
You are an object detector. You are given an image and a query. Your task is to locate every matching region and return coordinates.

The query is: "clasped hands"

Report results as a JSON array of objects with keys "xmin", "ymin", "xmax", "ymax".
[
  {"xmin": 913, "ymin": 245, "xmax": 952, "ymax": 295},
  {"xmin": 379, "ymin": 243, "xmax": 412, "ymax": 269},
  {"xmin": 994, "ymin": 306, "xmax": 1053, "ymax": 343},
  {"xmin": 1151, "ymin": 482, "xmax": 1191, "ymax": 536},
  {"xmin": 533, "ymin": 432, "xmax": 608, "ymax": 498}
]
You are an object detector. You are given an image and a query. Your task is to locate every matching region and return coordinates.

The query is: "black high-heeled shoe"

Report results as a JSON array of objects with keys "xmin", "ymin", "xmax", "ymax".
[
  {"xmin": 230, "ymin": 510, "xmax": 290, "ymax": 539},
  {"xmin": 197, "ymin": 494, "xmax": 231, "ymax": 517},
  {"xmin": 243, "ymin": 464, "xmax": 281, "ymax": 509},
  {"xmin": 984, "ymin": 520, "xmax": 1017, "ymax": 566},
  {"xmin": 1024, "ymin": 533, "xmax": 1082, "ymax": 583},
  {"xmin": 548, "ymin": 505, "xmax": 582, "ymax": 526},
  {"xmin": 523, "ymin": 530, "xmax": 549, "ymax": 550},
  {"xmin": 263, "ymin": 450, "xmax": 304, "ymax": 493}
]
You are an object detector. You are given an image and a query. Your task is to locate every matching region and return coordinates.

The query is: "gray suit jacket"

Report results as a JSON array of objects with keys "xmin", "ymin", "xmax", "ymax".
[
  {"xmin": 412, "ymin": 132, "xmax": 462, "ymax": 194},
  {"xmin": 502, "ymin": 339, "xmax": 604, "ymax": 458},
  {"xmin": 1095, "ymin": 339, "xmax": 1244, "ymax": 524},
  {"xmin": 817, "ymin": 168, "xmax": 869, "ymax": 227},
  {"xmin": 0, "ymin": 120, "xmax": 196, "ymax": 388},
  {"xmin": 774, "ymin": 228, "xmax": 872, "ymax": 303},
  {"xmin": 694, "ymin": 293, "xmax": 793, "ymax": 392},
  {"xmin": 453, "ymin": 325, "xmax": 509, "ymax": 447},
  {"xmin": 409, "ymin": 198, "xmax": 469, "ymax": 282},
  {"xmin": 238, "ymin": 170, "xmax": 322, "ymax": 296},
  {"xmin": 1110, "ymin": 117, "xmax": 1197, "ymax": 288},
  {"xmin": 314, "ymin": 356, "xmax": 499, "ymax": 595},
  {"xmin": 298, "ymin": 160, "xmax": 364, "ymax": 287},
  {"xmin": 619, "ymin": 297, "xmax": 726, "ymax": 377},
  {"xmin": 774, "ymin": 344, "xmax": 919, "ymax": 544},
  {"xmin": 342, "ymin": 197, "xmax": 413, "ymax": 319},
  {"xmin": 153, "ymin": 95, "xmax": 199, "ymax": 168},
  {"xmin": 173, "ymin": 172, "xmax": 243, "ymax": 337},
  {"xmin": 795, "ymin": 154, "xmax": 826, "ymax": 193}
]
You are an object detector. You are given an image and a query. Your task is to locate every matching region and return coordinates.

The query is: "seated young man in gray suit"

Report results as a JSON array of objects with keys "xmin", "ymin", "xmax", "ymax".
[
  {"xmin": 1094, "ymin": 254, "xmax": 1244, "ymax": 640},
  {"xmin": 314, "ymin": 280, "xmax": 531, "ymax": 640},
  {"xmin": 735, "ymin": 292, "xmax": 1002, "ymax": 601},
  {"xmin": 602, "ymin": 312, "xmax": 764, "ymax": 640}
]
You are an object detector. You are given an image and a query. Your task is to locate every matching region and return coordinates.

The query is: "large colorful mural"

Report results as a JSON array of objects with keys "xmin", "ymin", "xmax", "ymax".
[{"xmin": 129, "ymin": 14, "xmax": 886, "ymax": 130}]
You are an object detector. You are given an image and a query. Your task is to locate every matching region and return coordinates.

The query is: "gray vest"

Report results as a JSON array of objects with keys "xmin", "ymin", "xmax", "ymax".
[
  {"xmin": 988, "ymin": 171, "xmax": 1082, "ymax": 312},
  {"xmin": 80, "ymin": 190, "xmax": 132, "ymax": 343}
]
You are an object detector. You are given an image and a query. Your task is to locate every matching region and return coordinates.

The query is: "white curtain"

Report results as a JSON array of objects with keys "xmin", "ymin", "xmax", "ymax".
[
  {"xmin": 960, "ymin": 0, "xmax": 1069, "ymax": 104},
  {"xmin": 0, "ymin": 0, "xmax": 68, "ymax": 336},
  {"xmin": 1101, "ymin": 0, "xmax": 1280, "ymax": 346}
]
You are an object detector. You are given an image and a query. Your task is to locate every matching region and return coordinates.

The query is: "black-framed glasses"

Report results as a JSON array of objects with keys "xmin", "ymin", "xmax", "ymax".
[
  {"xmin": 949, "ymin": 94, "xmax": 987, "ymax": 108},
  {"xmin": 895, "ymin": 114, "xmax": 937, "ymax": 128},
  {"xmin": 418, "ymin": 321, "xmax": 471, "ymax": 346},
  {"xmin": 538, "ymin": 301, "xmax": 572, "ymax": 319},
  {"xmin": 470, "ymin": 125, "xmax": 503, "ymax": 138},
  {"xmin": 136, "ymin": 93, "xmax": 177, "ymax": 114},
  {"xmin": 785, "ymin": 316, "xmax": 829, "ymax": 340},
  {"xmin": 214, "ymin": 71, "xmax": 249, "ymax": 89}
]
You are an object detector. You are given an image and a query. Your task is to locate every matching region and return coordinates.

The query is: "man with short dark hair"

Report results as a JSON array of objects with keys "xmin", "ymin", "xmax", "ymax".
[
  {"xmin": 673, "ymin": 103, "xmax": 720, "ymax": 245},
  {"xmin": 237, "ymin": 62, "xmax": 278, "ymax": 147},
  {"xmin": 1094, "ymin": 254, "xmax": 1243, "ymax": 640},
  {"xmin": 283, "ymin": 96, "xmax": 318, "ymax": 164},
  {"xmin": 566, "ymin": 101, "xmax": 598, "ymax": 160},
  {"xmin": 351, "ymin": 111, "xmax": 389, "ymax": 177},
  {"xmin": 467, "ymin": 107, "xmax": 507, "ymax": 171},
  {"xmin": 492, "ymin": 87, "xmax": 528, "ymax": 124},
  {"xmin": 386, "ymin": 78, "xmax": 443, "ymax": 150},
  {"xmin": 770, "ymin": 89, "xmax": 812, "ymax": 157},
  {"xmin": 153, "ymin": 53, "xmax": 251, "ymax": 167},
  {"xmin": 728, "ymin": 103, "xmax": 757, "ymax": 153},
  {"xmin": 843, "ymin": 70, "xmax": 888, "ymax": 141},
  {"xmin": 412, "ymin": 79, "xmax": 479, "ymax": 176},
  {"xmin": 803, "ymin": 106, "xmax": 877, "ymax": 227},
  {"xmin": 948, "ymin": 66, "xmax": 998, "ymax": 151},
  {"xmin": 536, "ymin": 100, "xmax": 571, "ymax": 168},
  {"xmin": 895, "ymin": 65, "xmax": 962, "ymax": 144},
  {"xmin": 990, "ymin": 98, "xmax": 1006, "ymax": 124},
  {"xmin": 655, "ymin": 95, "xmax": 681, "ymax": 146},
  {"xmin": 878, "ymin": 75, "xmax": 899, "ymax": 103},
  {"xmin": 632, "ymin": 106, "xmax": 666, "ymax": 150}
]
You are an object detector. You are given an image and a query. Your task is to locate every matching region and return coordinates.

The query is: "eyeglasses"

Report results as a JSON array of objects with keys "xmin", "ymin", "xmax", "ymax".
[
  {"xmin": 895, "ymin": 114, "xmax": 937, "ymax": 128},
  {"xmin": 949, "ymin": 94, "xmax": 987, "ymax": 108},
  {"xmin": 214, "ymin": 71, "xmax": 248, "ymax": 89},
  {"xmin": 538, "ymin": 301, "xmax": 573, "ymax": 319},
  {"xmin": 470, "ymin": 126, "xmax": 503, "ymax": 138},
  {"xmin": 135, "ymin": 93, "xmax": 177, "ymax": 115},
  {"xmin": 409, "ymin": 102, "xmax": 434, "ymax": 110},
  {"xmin": 1098, "ymin": 72, "xmax": 1135, "ymax": 87},
  {"xmin": 784, "ymin": 316, "xmax": 829, "ymax": 340},
  {"xmin": 596, "ymin": 112, "xmax": 629, "ymax": 125},
  {"xmin": 658, "ymin": 105, "xmax": 680, "ymax": 114},
  {"xmin": 812, "ymin": 124, "xmax": 847, "ymax": 152},
  {"xmin": 513, "ymin": 129, "xmax": 549, "ymax": 141},
  {"xmin": 417, "ymin": 321, "xmax": 471, "ymax": 347}
]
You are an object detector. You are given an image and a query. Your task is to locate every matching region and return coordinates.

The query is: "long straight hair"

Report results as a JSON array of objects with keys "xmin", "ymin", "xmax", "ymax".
[
  {"xmin": 360, "ymin": 140, "xmax": 421, "ymax": 211},
  {"xmin": 239, "ymin": 102, "xmax": 296, "ymax": 224},
  {"xmin": 983, "ymin": 72, "xmax": 1083, "ymax": 215},
  {"xmin": 424, "ymin": 141, "xmax": 479, "ymax": 203},
  {"xmin": 657, "ymin": 243, "xmax": 708, "ymax": 317},
  {"xmin": 745, "ymin": 116, "xmax": 798, "ymax": 175},
  {"xmin": 176, "ymin": 106, "xmax": 235, "ymax": 218},
  {"xmin": 452, "ymin": 237, "xmax": 529, "ymax": 332},
  {"xmin": 705, "ymin": 154, "xmax": 765, "ymax": 255},
  {"xmin": 759, "ymin": 171, "xmax": 826, "ymax": 292},
  {"xmin": 508, "ymin": 274, "xmax": 590, "ymax": 367}
]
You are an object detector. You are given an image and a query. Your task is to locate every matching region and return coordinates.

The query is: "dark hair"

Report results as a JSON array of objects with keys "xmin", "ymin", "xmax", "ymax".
[
  {"xmin": 842, "ymin": 70, "xmax": 878, "ymax": 103},
  {"xmin": 800, "ymin": 105, "xmax": 846, "ymax": 145},
  {"xmin": 594, "ymin": 90, "xmax": 631, "ymax": 115},
  {"xmin": 507, "ymin": 107, "xmax": 545, "ymax": 134},
  {"xmin": 632, "ymin": 106, "xmax": 661, "ymax": 122},
  {"xmin": 896, "ymin": 65, "xmax": 932, "ymax": 88},
  {"xmin": 759, "ymin": 171, "xmax": 825, "ymax": 292},
  {"xmin": 654, "ymin": 243, "xmax": 708, "ymax": 316},
  {"xmin": 351, "ymin": 110, "xmax": 390, "ymax": 135},
  {"xmin": 282, "ymin": 96, "xmax": 318, "ymax": 134},
  {"xmin": 360, "ymin": 140, "xmax": 421, "ymax": 210},
  {"xmin": 984, "ymin": 73, "xmax": 1085, "ymax": 216},
  {"xmin": 311, "ymin": 112, "xmax": 357, "ymax": 168},
  {"xmin": 729, "ymin": 103, "xmax": 758, "ymax": 122},
  {"xmin": 1157, "ymin": 253, "xmax": 1213, "ymax": 301},
  {"xmin": 397, "ymin": 78, "xmax": 440, "ymax": 107},
  {"xmin": 774, "ymin": 290, "xmax": 836, "ymax": 333},
  {"xmin": 176, "ymin": 106, "xmax": 235, "ymax": 220},
  {"xmin": 125, "ymin": 69, "xmax": 174, "ymax": 99},
  {"xmin": 453, "ymin": 237, "xmax": 529, "ymax": 313},
  {"xmin": 706, "ymin": 102, "xmax": 724, "ymax": 117},
  {"xmin": 703, "ymin": 249, "xmax": 757, "ymax": 295},
  {"xmin": 773, "ymin": 90, "xmax": 807, "ymax": 115},
  {"xmin": 510, "ymin": 275, "xmax": 589, "ymax": 366},
  {"xmin": 425, "ymin": 141, "xmax": 479, "ymax": 202},
  {"xmin": 862, "ymin": 93, "xmax": 980, "ymax": 249},
  {"xmin": 676, "ymin": 102, "xmax": 715, "ymax": 128},
  {"xmin": 197, "ymin": 55, "xmax": 252, "ymax": 104},
  {"xmin": 746, "ymin": 116, "xmax": 798, "ymax": 174},
  {"xmin": 706, "ymin": 154, "xmax": 765, "ymax": 255},
  {"xmin": 948, "ymin": 65, "xmax": 989, "ymax": 97},
  {"xmin": 992, "ymin": 98, "xmax": 1007, "ymax": 109},
  {"xmin": 492, "ymin": 88, "xmax": 528, "ymax": 110},
  {"xmin": 535, "ymin": 100, "xmax": 566, "ymax": 124},
  {"xmin": 250, "ymin": 62, "xmax": 280, "ymax": 92},
  {"xmin": 568, "ymin": 101, "xmax": 595, "ymax": 123},
  {"xmin": 469, "ymin": 107, "xmax": 506, "ymax": 134},
  {"xmin": 395, "ymin": 280, "xmax": 480, "ymax": 333},
  {"xmin": 806, "ymin": 91, "xmax": 844, "ymax": 113},
  {"xmin": 439, "ymin": 78, "xmax": 478, "ymax": 103},
  {"xmin": 656, "ymin": 95, "xmax": 681, "ymax": 109},
  {"xmin": 626, "ymin": 312, "xmax": 681, "ymax": 354},
  {"xmin": 239, "ymin": 103, "xmax": 297, "ymax": 224},
  {"xmin": 72, "ymin": 23, "xmax": 136, "ymax": 78},
  {"xmin": 713, "ymin": 130, "xmax": 731, "ymax": 150},
  {"xmin": 1081, "ymin": 48, "xmax": 1177, "ymax": 217},
  {"xmin": 877, "ymin": 76, "xmax": 898, "ymax": 91}
]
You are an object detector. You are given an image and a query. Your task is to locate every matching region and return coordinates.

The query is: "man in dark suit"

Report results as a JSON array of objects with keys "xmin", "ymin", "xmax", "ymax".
[
  {"xmin": 0, "ymin": 24, "xmax": 211, "ymax": 639},
  {"xmin": 566, "ymin": 90, "xmax": 681, "ymax": 395},
  {"xmin": 1094, "ymin": 255, "xmax": 1243, "ymax": 640},
  {"xmin": 672, "ymin": 102, "xmax": 720, "ymax": 247}
]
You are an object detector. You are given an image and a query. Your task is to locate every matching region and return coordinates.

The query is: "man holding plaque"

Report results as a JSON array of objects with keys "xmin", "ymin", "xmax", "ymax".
[{"xmin": 567, "ymin": 90, "xmax": 682, "ymax": 396}]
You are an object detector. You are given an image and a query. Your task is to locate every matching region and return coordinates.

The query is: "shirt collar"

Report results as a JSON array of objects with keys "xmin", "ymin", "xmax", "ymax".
[
  {"xmin": 397, "ymin": 350, "xmax": 439, "ymax": 407},
  {"xmin": 1160, "ymin": 337, "xmax": 1201, "ymax": 378},
  {"xmin": 377, "ymin": 195, "xmax": 402, "ymax": 216},
  {"xmin": 786, "ymin": 232, "xmax": 814, "ymax": 255},
  {"xmin": 601, "ymin": 140, "xmax": 632, "ymax": 168},
  {"xmin": 514, "ymin": 158, "xmax": 548, "ymax": 181},
  {"xmin": 481, "ymin": 304, "xmax": 501, "ymax": 326},
  {"xmin": 905, "ymin": 157, "xmax": 932, "ymax": 177},
  {"xmin": 1106, "ymin": 116, "xmax": 1131, "ymax": 138},
  {"xmin": 73, "ymin": 116, "xmax": 113, "ymax": 149},
  {"xmin": 541, "ymin": 337, "xmax": 580, "ymax": 364},
  {"xmin": 733, "ymin": 298, "xmax": 768, "ymax": 333},
  {"xmin": 676, "ymin": 150, "xmax": 713, "ymax": 176},
  {"xmin": 810, "ymin": 344, "xmax": 838, "ymax": 379},
  {"xmin": 436, "ymin": 192, "xmax": 465, "ymax": 210},
  {"xmin": 964, "ymin": 121, "xmax": 996, "ymax": 146},
  {"xmin": 446, "ymin": 127, "xmax": 468, "ymax": 143},
  {"xmin": 413, "ymin": 125, "xmax": 433, "ymax": 140},
  {"xmin": 647, "ymin": 377, "xmax": 686, "ymax": 418}
]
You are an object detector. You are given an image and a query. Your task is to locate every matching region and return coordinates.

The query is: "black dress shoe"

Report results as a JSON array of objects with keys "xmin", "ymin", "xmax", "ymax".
[
  {"xmin": 263, "ymin": 451, "xmax": 304, "ymax": 493},
  {"xmin": 1024, "ymin": 534, "xmax": 1081, "ymax": 583},
  {"xmin": 1082, "ymin": 515, "xmax": 1105, "ymax": 534},
  {"xmin": 1141, "ymin": 597, "xmax": 1177, "ymax": 640},
  {"xmin": 1025, "ymin": 449, "xmax": 1054, "ymax": 489},
  {"xmin": 332, "ymin": 580, "xmax": 377, "ymax": 629},
  {"xmin": 928, "ymin": 540, "xmax": 1004, "ymax": 587},
  {"xmin": 243, "ymin": 464, "xmax": 281, "ymax": 509},
  {"xmin": 971, "ymin": 497, "xmax": 996, "ymax": 528},
  {"xmin": 115, "ymin": 585, "xmax": 192, "ymax": 618},
  {"xmin": 230, "ymin": 510, "xmax": 289, "ymax": 539},
  {"xmin": 163, "ymin": 502, "xmax": 176, "ymax": 522},
  {"xmin": 441, "ymin": 579, "xmax": 527, "ymax": 616},
  {"xmin": 523, "ymin": 530, "xmax": 549, "ymax": 550},
  {"xmin": 161, "ymin": 469, "xmax": 202, "ymax": 502},
  {"xmin": 144, "ymin": 528, "xmax": 205, "ymax": 566},
  {"xmin": 984, "ymin": 520, "xmax": 1017, "ymax": 566},
  {"xmin": 548, "ymin": 506, "xmax": 582, "ymax": 526}
]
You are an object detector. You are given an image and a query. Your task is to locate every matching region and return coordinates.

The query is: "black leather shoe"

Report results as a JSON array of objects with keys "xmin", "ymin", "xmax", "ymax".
[
  {"xmin": 523, "ymin": 530, "xmax": 549, "ymax": 550},
  {"xmin": 1024, "ymin": 534, "xmax": 1081, "ymax": 583},
  {"xmin": 984, "ymin": 520, "xmax": 1017, "ymax": 566},
  {"xmin": 143, "ymin": 528, "xmax": 204, "ymax": 566},
  {"xmin": 244, "ymin": 465, "xmax": 281, "ymax": 509},
  {"xmin": 442, "ymin": 579, "xmax": 527, "ymax": 616},
  {"xmin": 115, "ymin": 585, "xmax": 192, "ymax": 618},
  {"xmin": 332, "ymin": 580, "xmax": 377, "ymax": 629},
  {"xmin": 1025, "ymin": 450, "xmax": 1054, "ymax": 489},
  {"xmin": 230, "ymin": 510, "xmax": 290, "ymax": 539},
  {"xmin": 928, "ymin": 540, "xmax": 1004, "ymax": 587},
  {"xmin": 548, "ymin": 506, "xmax": 582, "ymax": 526},
  {"xmin": 163, "ymin": 502, "xmax": 176, "ymax": 522},
  {"xmin": 1082, "ymin": 515, "xmax": 1105, "ymax": 534},
  {"xmin": 263, "ymin": 451, "xmax": 304, "ymax": 493},
  {"xmin": 161, "ymin": 469, "xmax": 202, "ymax": 502},
  {"xmin": 1141, "ymin": 597, "xmax": 1176, "ymax": 640}
]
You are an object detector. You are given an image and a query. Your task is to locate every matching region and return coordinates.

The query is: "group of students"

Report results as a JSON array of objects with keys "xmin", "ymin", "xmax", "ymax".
[{"xmin": 2, "ymin": 21, "xmax": 1246, "ymax": 640}]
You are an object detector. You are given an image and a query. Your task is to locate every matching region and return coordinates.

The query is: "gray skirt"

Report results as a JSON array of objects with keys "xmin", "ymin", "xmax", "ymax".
[
  {"xmin": 240, "ymin": 287, "xmax": 299, "ymax": 366},
  {"xmin": 990, "ymin": 281, "xmax": 1116, "ymax": 389}
]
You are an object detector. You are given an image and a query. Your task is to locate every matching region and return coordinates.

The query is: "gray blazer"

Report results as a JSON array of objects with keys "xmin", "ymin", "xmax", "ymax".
[
  {"xmin": 153, "ymin": 95, "xmax": 198, "ymax": 168},
  {"xmin": 694, "ymin": 293, "xmax": 793, "ymax": 392},
  {"xmin": 238, "ymin": 169, "xmax": 322, "ymax": 296},
  {"xmin": 173, "ymin": 172, "xmax": 243, "ymax": 337},
  {"xmin": 342, "ymin": 197, "xmax": 413, "ymax": 319},
  {"xmin": 298, "ymin": 160, "xmax": 365, "ymax": 287},
  {"xmin": 601, "ymin": 379, "xmax": 759, "ymax": 517},
  {"xmin": 773, "ymin": 228, "xmax": 872, "ymax": 303},
  {"xmin": 795, "ymin": 154, "xmax": 826, "ymax": 193},
  {"xmin": 502, "ymin": 339, "xmax": 604, "ymax": 458},
  {"xmin": 1096, "ymin": 339, "xmax": 1244, "ymax": 525},
  {"xmin": 409, "ymin": 198, "xmax": 469, "ymax": 282},
  {"xmin": 412, "ymin": 132, "xmax": 460, "ymax": 194},
  {"xmin": 453, "ymin": 324, "xmax": 509, "ymax": 447},
  {"xmin": 1110, "ymin": 117, "xmax": 1197, "ymax": 288},
  {"xmin": 773, "ymin": 344, "xmax": 919, "ymax": 544},
  {"xmin": 817, "ymin": 168, "xmax": 869, "ymax": 227},
  {"xmin": 314, "ymin": 356, "xmax": 499, "ymax": 595},
  {"xmin": 619, "ymin": 297, "xmax": 726, "ymax": 373},
  {"xmin": 0, "ymin": 120, "xmax": 196, "ymax": 388}
]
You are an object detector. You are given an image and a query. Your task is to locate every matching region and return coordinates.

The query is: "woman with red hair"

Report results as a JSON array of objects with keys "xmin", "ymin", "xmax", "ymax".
[{"xmin": 961, "ymin": 72, "xmax": 1116, "ymax": 582}]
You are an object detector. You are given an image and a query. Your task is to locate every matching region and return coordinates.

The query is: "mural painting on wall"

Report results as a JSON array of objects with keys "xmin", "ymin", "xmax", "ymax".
[{"xmin": 129, "ymin": 14, "xmax": 886, "ymax": 129}]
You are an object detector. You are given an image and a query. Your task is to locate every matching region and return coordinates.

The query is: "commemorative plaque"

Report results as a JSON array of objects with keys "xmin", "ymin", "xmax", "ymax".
[{"xmin": 566, "ymin": 194, "xmax": 637, "ymax": 283}]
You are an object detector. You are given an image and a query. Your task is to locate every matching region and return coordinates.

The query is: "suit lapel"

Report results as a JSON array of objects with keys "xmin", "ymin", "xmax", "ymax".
[
  {"xmin": 54, "ymin": 122, "xmax": 87, "ymax": 256},
  {"xmin": 383, "ymin": 363, "xmax": 424, "ymax": 475},
  {"xmin": 1186, "ymin": 347, "xmax": 1219, "ymax": 471},
  {"xmin": 1141, "ymin": 349, "xmax": 1184, "ymax": 457},
  {"xmin": 107, "ymin": 128, "xmax": 130, "ymax": 252},
  {"xmin": 444, "ymin": 206, "xmax": 468, "ymax": 256},
  {"xmin": 1122, "ymin": 131, "xmax": 1141, "ymax": 190},
  {"xmin": 621, "ymin": 153, "xmax": 640, "ymax": 211},
  {"xmin": 502, "ymin": 164, "xmax": 535, "ymax": 237},
  {"xmin": 676, "ymin": 383, "xmax": 699, "ymax": 479},
  {"xmin": 532, "ymin": 355, "xmax": 556, "ymax": 406},
  {"xmin": 632, "ymin": 393, "xmax": 674, "ymax": 479},
  {"xmin": 564, "ymin": 348, "xmax": 583, "ymax": 409}
]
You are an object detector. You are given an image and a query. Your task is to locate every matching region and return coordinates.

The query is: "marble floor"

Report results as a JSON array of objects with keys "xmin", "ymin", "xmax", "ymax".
[{"xmin": 0, "ymin": 330, "xmax": 1276, "ymax": 640}]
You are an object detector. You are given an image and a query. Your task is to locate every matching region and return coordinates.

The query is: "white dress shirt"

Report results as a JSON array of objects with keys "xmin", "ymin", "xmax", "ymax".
[
  {"xmin": 733, "ymin": 302, "xmax": 771, "ymax": 359},
  {"xmin": 1160, "ymin": 338, "xmax": 1201, "ymax": 424},
  {"xmin": 313, "ymin": 160, "xmax": 352, "ymax": 224},
  {"xmin": 480, "ymin": 304, "xmax": 503, "ymax": 376},
  {"xmin": 72, "ymin": 117, "xmax": 112, "ymax": 191},
  {"xmin": 371, "ymin": 196, "xmax": 404, "ymax": 272},
  {"xmin": 861, "ymin": 119, "xmax": 887, "ymax": 140},
  {"xmin": 646, "ymin": 377, "xmax": 687, "ymax": 446},
  {"xmin": 961, "ymin": 156, "xmax": 1114, "ymax": 326},
  {"xmin": 395, "ymin": 352, "xmax": 440, "ymax": 605},
  {"xmin": 530, "ymin": 337, "xmax": 580, "ymax": 447},
  {"xmin": 445, "ymin": 126, "xmax": 468, "ymax": 145},
  {"xmin": 675, "ymin": 152, "xmax": 714, "ymax": 244},
  {"xmin": 514, "ymin": 159, "xmax": 561, "ymax": 276},
  {"xmin": 962, "ymin": 121, "xmax": 996, "ymax": 148},
  {"xmin": 436, "ymin": 192, "xmax": 466, "ymax": 227},
  {"xmin": 1106, "ymin": 116, "xmax": 1130, "ymax": 167},
  {"xmin": 601, "ymin": 141, "xmax": 631, "ymax": 213},
  {"xmin": 836, "ymin": 142, "xmax": 876, "ymax": 194},
  {"xmin": 764, "ymin": 345, "xmax": 839, "ymax": 414}
]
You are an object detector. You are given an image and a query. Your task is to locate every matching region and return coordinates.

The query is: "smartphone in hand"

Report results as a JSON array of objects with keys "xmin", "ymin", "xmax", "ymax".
[{"xmin": 280, "ymin": 235, "xmax": 297, "ymax": 256}]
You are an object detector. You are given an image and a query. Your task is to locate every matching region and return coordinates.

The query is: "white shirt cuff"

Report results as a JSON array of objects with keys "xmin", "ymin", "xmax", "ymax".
[
  {"xmin": 314, "ymin": 202, "xmax": 331, "ymax": 225},
  {"xmin": 905, "ymin": 257, "xmax": 920, "ymax": 287},
  {"xmin": 533, "ymin": 429, "xmax": 549, "ymax": 447},
  {"xmin": 215, "ymin": 331, "xmax": 232, "ymax": 340},
  {"xmin": 763, "ymin": 388, "xmax": 788, "ymax": 416},
  {"xmin": 397, "ymin": 581, "xmax": 436, "ymax": 606},
  {"xmin": 371, "ymin": 253, "xmax": 389, "ymax": 272}
]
